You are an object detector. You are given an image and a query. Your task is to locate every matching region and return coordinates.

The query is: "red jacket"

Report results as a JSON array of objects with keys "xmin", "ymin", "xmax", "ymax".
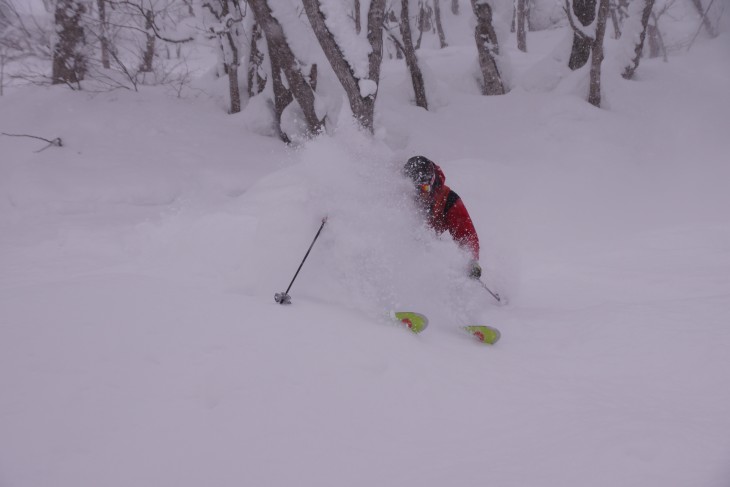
[{"xmin": 425, "ymin": 164, "xmax": 480, "ymax": 260}]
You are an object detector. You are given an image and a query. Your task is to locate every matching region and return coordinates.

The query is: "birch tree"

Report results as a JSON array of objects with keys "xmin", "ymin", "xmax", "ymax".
[
  {"xmin": 201, "ymin": 0, "xmax": 246, "ymax": 113},
  {"xmin": 564, "ymin": 0, "xmax": 610, "ymax": 106},
  {"xmin": 248, "ymin": 0, "xmax": 324, "ymax": 138},
  {"xmin": 566, "ymin": 0, "xmax": 596, "ymax": 69},
  {"xmin": 52, "ymin": 0, "xmax": 87, "ymax": 86},
  {"xmin": 515, "ymin": 0, "xmax": 528, "ymax": 51},
  {"xmin": 620, "ymin": 0, "xmax": 656, "ymax": 79},
  {"xmin": 246, "ymin": 21, "xmax": 265, "ymax": 99},
  {"xmin": 648, "ymin": 8, "xmax": 668, "ymax": 61},
  {"xmin": 352, "ymin": 0, "xmax": 361, "ymax": 34},
  {"xmin": 96, "ymin": 0, "xmax": 111, "ymax": 68},
  {"xmin": 608, "ymin": 0, "xmax": 628, "ymax": 38},
  {"xmin": 471, "ymin": 0, "xmax": 504, "ymax": 95},
  {"xmin": 688, "ymin": 0, "xmax": 717, "ymax": 38},
  {"xmin": 302, "ymin": 0, "xmax": 386, "ymax": 134},
  {"xmin": 433, "ymin": 0, "xmax": 448, "ymax": 48},
  {"xmin": 588, "ymin": 0, "xmax": 609, "ymax": 106},
  {"xmin": 386, "ymin": 0, "xmax": 428, "ymax": 109}
]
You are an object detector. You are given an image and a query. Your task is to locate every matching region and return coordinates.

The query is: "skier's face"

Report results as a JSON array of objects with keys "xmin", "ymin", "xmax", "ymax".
[
  {"xmin": 414, "ymin": 181, "xmax": 433, "ymax": 208},
  {"xmin": 416, "ymin": 181, "xmax": 432, "ymax": 194}
]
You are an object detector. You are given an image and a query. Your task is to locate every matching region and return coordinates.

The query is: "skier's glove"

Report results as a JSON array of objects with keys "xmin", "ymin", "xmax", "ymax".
[{"xmin": 469, "ymin": 260, "xmax": 482, "ymax": 280}]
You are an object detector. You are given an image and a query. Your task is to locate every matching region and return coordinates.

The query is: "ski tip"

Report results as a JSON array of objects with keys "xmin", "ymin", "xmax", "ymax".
[
  {"xmin": 392, "ymin": 311, "xmax": 429, "ymax": 334},
  {"xmin": 464, "ymin": 325, "xmax": 501, "ymax": 345}
]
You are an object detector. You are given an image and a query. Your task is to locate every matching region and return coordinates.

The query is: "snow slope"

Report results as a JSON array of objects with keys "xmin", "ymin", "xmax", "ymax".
[{"xmin": 1, "ymin": 23, "xmax": 730, "ymax": 487}]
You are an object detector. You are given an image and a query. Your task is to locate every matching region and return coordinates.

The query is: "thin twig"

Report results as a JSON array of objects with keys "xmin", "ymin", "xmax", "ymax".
[
  {"xmin": 106, "ymin": 0, "xmax": 195, "ymax": 43},
  {"xmin": 1, "ymin": 132, "xmax": 63, "ymax": 151}
]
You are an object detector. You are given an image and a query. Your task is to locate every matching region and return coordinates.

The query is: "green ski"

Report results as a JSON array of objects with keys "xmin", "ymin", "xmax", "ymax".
[
  {"xmin": 391, "ymin": 311, "xmax": 429, "ymax": 334},
  {"xmin": 391, "ymin": 311, "xmax": 500, "ymax": 344},
  {"xmin": 464, "ymin": 325, "xmax": 501, "ymax": 345}
]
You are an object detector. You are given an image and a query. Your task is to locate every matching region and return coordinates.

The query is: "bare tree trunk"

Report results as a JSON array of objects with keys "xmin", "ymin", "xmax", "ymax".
[
  {"xmin": 269, "ymin": 48, "xmax": 293, "ymax": 143},
  {"xmin": 97, "ymin": 0, "xmax": 111, "ymax": 68},
  {"xmin": 567, "ymin": 0, "xmax": 597, "ymax": 70},
  {"xmin": 246, "ymin": 21, "xmax": 266, "ymax": 98},
  {"xmin": 610, "ymin": 2, "xmax": 621, "ymax": 38},
  {"xmin": 228, "ymin": 62, "xmax": 241, "ymax": 113},
  {"xmin": 647, "ymin": 22, "xmax": 659, "ymax": 57},
  {"xmin": 302, "ymin": 0, "xmax": 386, "ymax": 133},
  {"xmin": 452, "ymin": 0, "xmax": 460, "ymax": 14},
  {"xmin": 516, "ymin": 0, "xmax": 527, "ymax": 51},
  {"xmin": 621, "ymin": 0, "xmax": 655, "ymax": 79},
  {"xmin": 588, "ymin": 0, "xmax": 609, "ymax": 107},
  {"xmin": 354, "ymin": 0, "xmax": 361, "ymax": 34},
  {"xmin": 689, "ymin": 0, "xmax": 717, "ymax": 38},
  {"xmin": 139, "ymin": 9, "xmax": 155, "ymax": 73},
  {"xmin": 0, "ymin": 52, "xmax": 5, "ymax": 96},
  {"xmin": 399, "ymin": 0, "xmax": 428, "ymax": 109},
  {"xmin": 249, "ymin": 0, "xmax": 324, "ymax": 137},
  {"xmin": 433, "ymin": 0, "xmax": 448, "ymax": 48},
  {"xmin": 52, "ymin": 0, "xmax": 87, "ymax": 86},
  {"xmin": 650, "ymin": 12, "xmax": 668, "ymax": 61},
  {"xmin": 226, "ymin": 31, "xmax": 241, "ymax": 113},
  {"xmin": 364, "ymin": 0, "xmax": 386, "ymax": 128},
  {"xmin": 202, "ymin": 0, "xmax": 243, "ymax": 113},
  {"xmin": 415, "ymin": 1, "xmax": 432, "ymax": 49},
  {"xmin": 309, "ymin": 64, "xmax": 318, "ymax": 92},
  {"xmin": 471, "ymin": 0, "xmax": 504, "ymax": 95}
]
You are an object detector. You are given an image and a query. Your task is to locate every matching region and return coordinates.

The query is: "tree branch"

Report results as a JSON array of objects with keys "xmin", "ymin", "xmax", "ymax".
[
  {"xmin": 106, "ymin": 0, "xmax": 195, "ymax": 43},
  {"xmin": 2, "ymin": 132, "xmax": 63, "ymax": 152},
  {"xmin": 687, "ymin": 0, "xmax": 718, "ymax": 51}
]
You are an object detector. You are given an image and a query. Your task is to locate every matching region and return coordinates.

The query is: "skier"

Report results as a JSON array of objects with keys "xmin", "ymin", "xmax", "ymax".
[{"xmin": 402, "ymin": 155, "xmax": 482, "ymax": 280}]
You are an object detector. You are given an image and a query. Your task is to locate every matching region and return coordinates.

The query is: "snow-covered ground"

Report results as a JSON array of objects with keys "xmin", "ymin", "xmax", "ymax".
[{"xmin": 2, "ymin": 20, "xmax": 730, "ymax": 487}]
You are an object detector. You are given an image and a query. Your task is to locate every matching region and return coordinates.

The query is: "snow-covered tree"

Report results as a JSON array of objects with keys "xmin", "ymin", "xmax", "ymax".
[
  {"xmin": 385, "ymin": 0, "xmax": 428, "ymax": 109},
  {"xmin": 200, "ymin": 0, "xmax": 247, "ymax": 113},
  {"xmin": 471, "ymin": 0, "xmax": 505, "ymax": 95},
  {"xmin": 245, "ymin": 20, "xmax": 265, "ymax": 99},
  {"xmin": 564, "ymin": 0, "xmax": 610, "ymax": 105},
  {"xmin": 248, "ymin": 0, "xmax": 324, "ymax": 139},
  {"xmin": 302, "ymin": 0, "xmax": 386, "ymax": 134},
  {"xmin": 566, "ymin": 0, "xmax": 597, "ymax": 70}
]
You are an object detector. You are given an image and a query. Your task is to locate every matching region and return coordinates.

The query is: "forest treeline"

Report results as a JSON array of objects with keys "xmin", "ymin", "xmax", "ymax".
[{"xmin": 0, "ymin": 0, "xmax": 723, "ymax": 139}]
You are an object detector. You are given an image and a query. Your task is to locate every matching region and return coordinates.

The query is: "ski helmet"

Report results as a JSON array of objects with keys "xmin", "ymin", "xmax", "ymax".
[{"xmin": 403, "ymin": 155, "xmax": 435, "ymax": 186}]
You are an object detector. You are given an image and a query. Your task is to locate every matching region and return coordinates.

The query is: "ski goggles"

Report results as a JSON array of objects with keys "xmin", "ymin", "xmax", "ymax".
[{"xmin": 416, "ymin": 173, "xmax": 435, "ymax": 193}]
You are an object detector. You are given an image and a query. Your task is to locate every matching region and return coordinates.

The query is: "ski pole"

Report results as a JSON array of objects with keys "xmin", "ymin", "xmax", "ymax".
[
  {"xmin": 275, "ymin": 216, "xmax": 328, "ymax": 305},
  {"xmin": 478, "ymin": 278, "xmax": 501, "ymax": 303}
]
